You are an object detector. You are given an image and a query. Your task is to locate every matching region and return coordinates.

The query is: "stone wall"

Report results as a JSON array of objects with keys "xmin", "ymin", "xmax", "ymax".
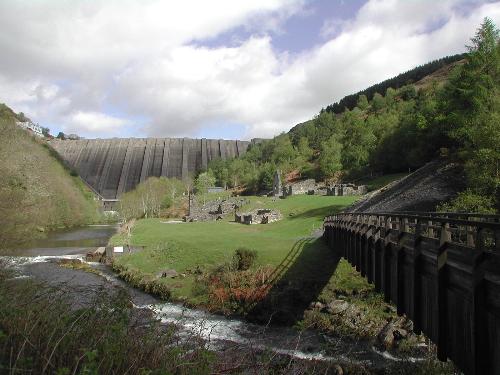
[
  {"xmin": 326, "ymin": 184, "xmax": 368, "ymax": 196},
  {"xmin": 235, "ymin": 209, "xmax": 282, "ymax": 224},
  {"xmin": 184, "ymin": 196, "xmax": 249, "ymax": 222},
  {"xmin": 283, "ymin": 179, "xmax": 367, "ymax": 197},
  {"xmin": 283, "ymin": 179, "xmax": 317, "ymax": 196}
]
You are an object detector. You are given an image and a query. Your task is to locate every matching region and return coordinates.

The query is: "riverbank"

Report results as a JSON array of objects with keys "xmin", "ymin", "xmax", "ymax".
[
  {"xmin": 1, "ymin": 222, "xmax": 456, "ymax": 374},
  {"xmin": 0, "ymin": 115, "xmax": 111, "ymax": 251},
  {"xmin": 2, "ymin": 245, "xmax": 453, "ymax": 374}
]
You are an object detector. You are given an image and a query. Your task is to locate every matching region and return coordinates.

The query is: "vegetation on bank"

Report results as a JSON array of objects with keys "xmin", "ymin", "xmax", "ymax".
[
  {"xmin": 117, "ymin": 176, "xmax": 187, "ymax": 221},
  {"xmin": 1, "ymin": 266, "xmax": 453, "ymax": 375},
  {"xmin": 4, "ymin": 267, "xmax": 362, "ymax": 375},
  {"xmin": 0, "ymin": 114, "xmax": 103, "ymax": 250},
  {"xmin": 0, "ymin": 268, "xmax": 211, "ymax": 374}
]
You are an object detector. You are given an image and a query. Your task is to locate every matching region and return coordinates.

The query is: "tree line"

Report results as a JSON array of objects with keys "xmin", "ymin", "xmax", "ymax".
[
  {"xmin": 323, "ymin": 53, "xmax": 467, "ymax": 114},
  {"xmin": 203, "ymin": 19, "xmax": 499, "ymax": 212}
]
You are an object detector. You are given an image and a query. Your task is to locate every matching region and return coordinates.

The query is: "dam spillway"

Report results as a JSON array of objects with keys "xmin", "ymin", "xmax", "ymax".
[{"xmin": 50, "ymin": 138, "xmax": 255, "ymax": 199}]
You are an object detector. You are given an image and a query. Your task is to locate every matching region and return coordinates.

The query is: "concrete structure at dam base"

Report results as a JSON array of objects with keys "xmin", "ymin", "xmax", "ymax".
[{"xmin": 50, "ymin": 137, "xmax": 259, "ymax": 200}]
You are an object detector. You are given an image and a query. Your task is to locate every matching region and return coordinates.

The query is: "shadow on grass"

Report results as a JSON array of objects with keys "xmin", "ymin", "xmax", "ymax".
[
  {"xmin": 246, "ymin": 236, "xmax": 340, "ymax": 325},
  {"xmin": 287, "ymin": 204, "xmax": 347, "ymax": 221}
]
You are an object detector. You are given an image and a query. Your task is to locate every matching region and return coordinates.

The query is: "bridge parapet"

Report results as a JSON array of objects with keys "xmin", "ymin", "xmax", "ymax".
[{"xmin": 323, "ymin": 211, "xmax": 500, "ymax": 375}]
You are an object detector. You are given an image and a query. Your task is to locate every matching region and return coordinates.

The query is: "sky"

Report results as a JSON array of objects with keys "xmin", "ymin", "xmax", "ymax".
[{"xmin": 1, "ymin": 0, "xmax": 499, "ymax": 140}]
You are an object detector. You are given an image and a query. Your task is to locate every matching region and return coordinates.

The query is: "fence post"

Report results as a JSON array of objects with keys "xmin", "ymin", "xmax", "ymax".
[
  {"xmin": 411, "ymin": 219, "xmax": 422, "ymax": 334},
  {"xmin": 437, "ymin": 222, "xmax": 450, "ymax": 362}
]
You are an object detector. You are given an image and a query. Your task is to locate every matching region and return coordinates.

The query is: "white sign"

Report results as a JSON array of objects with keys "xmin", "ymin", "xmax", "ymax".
[{"xmin": 114, "ymin": 246, "xmax": 124, "ymax": 253}]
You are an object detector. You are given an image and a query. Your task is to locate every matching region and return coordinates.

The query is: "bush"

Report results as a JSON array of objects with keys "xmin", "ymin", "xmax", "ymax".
[
  {"xmin": 437, "ymin": 189, "xmax": 497, "ymax": 214},
  {"xmin": 232, "ymin": 248, "xmax": 258, "ymax": 271},
  {"xmin": 0, "ymin": 267, "xmax": 209, "ymax": 374}
]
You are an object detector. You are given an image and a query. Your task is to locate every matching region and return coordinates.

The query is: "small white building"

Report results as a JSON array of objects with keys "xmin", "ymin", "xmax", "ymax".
[{"xmin": 16, "ymin": 121, "xmax": 44, "ymax": 137}]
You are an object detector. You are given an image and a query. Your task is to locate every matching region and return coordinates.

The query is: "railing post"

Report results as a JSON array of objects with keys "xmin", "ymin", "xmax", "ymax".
[
  {"xmin": 411, "ymin": 219, "xmax": 422, "ymax": 334},
  {"xmin": 440, "ymin": 222, "xmax": 451, "ymax": 246},
  {"xmin": 437, "ymin": 221, "xmax": 449, "ymax": 362},
  {"xmin": 476, "ymin": 227, "xmax": 485, "ymax": 251},
  {"xmin": 428, "ymin": 220, "xmax": 435, "ymax": 239},
  {"xmin": 403, "ymin": 218, "xmax": 410, "ymax": 232}
]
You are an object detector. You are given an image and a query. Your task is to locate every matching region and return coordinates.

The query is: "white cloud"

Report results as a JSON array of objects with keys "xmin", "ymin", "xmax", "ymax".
[
  {"xmin": 0, "ymin": 0, "xmax": 499, "ymax": 139},
  {"xmin": 65, "ymin": 111, "xmax": 129, "ymax": 135}
]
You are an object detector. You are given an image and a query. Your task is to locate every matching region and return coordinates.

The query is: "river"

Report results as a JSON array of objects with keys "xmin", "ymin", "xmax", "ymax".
[{"xmin": 1, "ymin": 225, "xmax": 422, "ymax": 371}]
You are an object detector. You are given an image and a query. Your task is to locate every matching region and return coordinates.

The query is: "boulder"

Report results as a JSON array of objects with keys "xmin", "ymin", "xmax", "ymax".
[
  {"xmin": 376, "ymin": 320, "xmax": 409, "ymax": 349},
  {"xmin": 156, "ymin": 269, "xmax": 179, "ymax": 279},
  {"xmin": 332, "ymin": 364, "xmax": 344, "ymax": 375},
  {"xmin": 310, "ymin": 301, "xmax": 325, "ymax": 310},
  {"xmin": 58, "ymin": 258, "xmax": 82, "ymax": 265},
  {"xmin": 326, "ymin": 299, "xmax": 349, "ymax": 314}
]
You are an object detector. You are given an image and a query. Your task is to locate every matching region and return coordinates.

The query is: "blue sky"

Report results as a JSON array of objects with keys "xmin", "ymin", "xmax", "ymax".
[
  {"xmin": 198, "ymin": 0, "xmax": 367, "ymax": 54},
  {"xmin": 0, "ymin": 0, "xmax": 499, "ymax": 140}
]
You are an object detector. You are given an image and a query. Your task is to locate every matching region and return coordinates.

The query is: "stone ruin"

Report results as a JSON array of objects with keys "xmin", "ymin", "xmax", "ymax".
[
  {"xmin": 235, "ymin": 208, "xmax": 282, "ymax": 225},
  {"xmin": 184, "ymin": 196, "xmax": 249, "ymax": 222},
  {"xmin": 272, "ymin": 169, "xmax": 282, "ymax": 197},
  {"xmin": 282, "ymin": 179, "xmax": 367, "ymax": 197},
  {"xmin": 282, "ymin": 179, "xmax": 317, "ymax": 196},
  {"xmin": 326, "ymin": 183, "xmax": 368, "ymax": 196}
]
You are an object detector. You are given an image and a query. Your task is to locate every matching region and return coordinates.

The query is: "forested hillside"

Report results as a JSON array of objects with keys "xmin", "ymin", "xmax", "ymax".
[
  {"xmin": 205, "ymin": 19, "xmax": 499, "ymax": 213},
  {"xmin": 324, "ymin": 53, "xmax": 466, "ymax": 114},
  {"xmin": 0, "ymin": 104, "xmax": 101, "ymax": 250}
]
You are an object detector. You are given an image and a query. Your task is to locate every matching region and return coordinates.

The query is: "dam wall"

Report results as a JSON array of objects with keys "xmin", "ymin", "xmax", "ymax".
[{"xmin": 50, "ymin": 138, "xmax": 254, "ymax": 199}]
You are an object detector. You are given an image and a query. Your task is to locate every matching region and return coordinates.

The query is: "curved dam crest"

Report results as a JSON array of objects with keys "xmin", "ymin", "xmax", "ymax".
[{"xmin": 50, "ymin": 138, "xmax": 257, "ymax": 199}]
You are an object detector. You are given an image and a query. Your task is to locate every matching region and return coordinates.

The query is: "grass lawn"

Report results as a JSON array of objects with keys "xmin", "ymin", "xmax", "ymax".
[{"xmin": 111, "ymin": 195, "xmax": 358, "ymax": 299}]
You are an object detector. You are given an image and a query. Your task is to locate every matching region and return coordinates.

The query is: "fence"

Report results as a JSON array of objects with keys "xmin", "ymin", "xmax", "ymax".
[{"xmin": 323, "ymin": 212, "xmax": 500, "ymax": 375}]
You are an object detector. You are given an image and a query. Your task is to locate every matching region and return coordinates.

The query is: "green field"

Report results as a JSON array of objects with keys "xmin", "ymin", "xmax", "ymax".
[{"xmin": 111, "ymin": 195, "xmax": 356, "ymax": 273}]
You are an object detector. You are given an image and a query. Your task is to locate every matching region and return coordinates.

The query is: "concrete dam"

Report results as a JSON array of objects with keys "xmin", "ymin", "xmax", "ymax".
[{"xmin": 50, "ymin": 138, "xmax": 255, "ymax": 199}]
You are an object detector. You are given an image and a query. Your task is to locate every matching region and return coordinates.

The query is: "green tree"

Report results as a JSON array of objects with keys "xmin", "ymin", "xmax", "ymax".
[
  {"xmin": 385, "ymin": 87, "xmax": 396, "ymax": 106},
  {"xmin": 399, "ymin": 85, "xmax": 417, "ymax": 100},
  {"xmin": 208, "ymin": 158, "xmax": 230, "ymax": 188},
  {"xmin": 297, "ymin": 137, "xmax": 313, "ymax": 160},
  {"xmin": 319, "ymin": 135, "xmax": 343, "ymax": 179},
  {"xmin": 258, "ymin": 163, "xmax": 276, "ymax": 191},
  {"xmin": 371, "ymin": 92, "xmax": 386, "ymax": 111},
  {"xmin": 195, "ymin": 171, "xmax": 216, "ymax": 194},
  {"xmin": 340, "ymin": 110, "xmax": 376, "ymax": 172},
  {"xmin": 118, "ymin": 177, "xmax": 185, "ymax": 220},
  {"xmin": 444, "ymin": 17, "xmax": 500, "ymax": 202},
  {"xmin": 357, "ymin": 94, "xmax": 369, "ymax": 110}
]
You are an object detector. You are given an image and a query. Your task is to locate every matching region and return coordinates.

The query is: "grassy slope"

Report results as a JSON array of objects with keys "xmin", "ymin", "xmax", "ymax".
[{"xmin": 0, "ymin": 118, "xmax": 101, "ymax": 249}]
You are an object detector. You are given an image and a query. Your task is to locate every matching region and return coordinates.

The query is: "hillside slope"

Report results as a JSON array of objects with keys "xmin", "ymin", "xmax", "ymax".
[
  {"xmin": 324, "ymin": 53, "xmax": 466, "ymax": 114},
  {"xmin": 346, "ymin": 159, "xmax": 465, "ymax": 213},
  {"xmin": 0, "ymin": 109, "xmax": 101, "ymax": 249}
]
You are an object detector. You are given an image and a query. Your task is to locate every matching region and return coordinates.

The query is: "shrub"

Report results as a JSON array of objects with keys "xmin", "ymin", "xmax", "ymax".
[
  {"xmin": 0, "ymin": 267, "xmax": 209, "ymax": 374},
  {"xmin": 232, "ymin": 248, "xmax": 257, "ymax": 271},
  {"xmin": 437, "ymin": 189, "xmax": 496, "ymax": 214}
]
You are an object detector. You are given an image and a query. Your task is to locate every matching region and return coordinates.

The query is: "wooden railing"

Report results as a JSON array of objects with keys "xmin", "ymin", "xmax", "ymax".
[{"xmin": 323, "ymin": 212, "xmax": 500, "ymax": 375}]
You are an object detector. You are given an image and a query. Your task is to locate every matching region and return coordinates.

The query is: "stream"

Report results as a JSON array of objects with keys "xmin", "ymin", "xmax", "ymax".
[{"xmin": 1, "ymin": 225, "xmax": 422, "ymax": 371}]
